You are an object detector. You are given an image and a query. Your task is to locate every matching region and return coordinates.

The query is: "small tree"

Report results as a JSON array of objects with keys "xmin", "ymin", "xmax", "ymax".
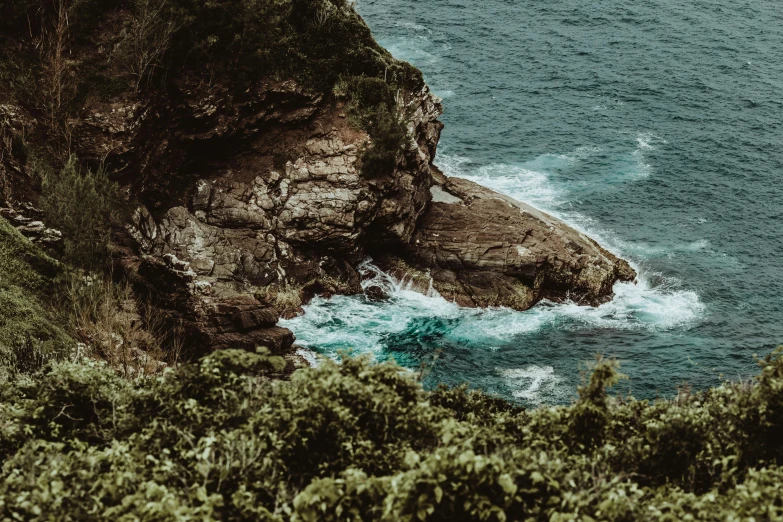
[
  {"xmin": 115, "ymin": 0, "xmax": 179, "ymax": 92},
  {"xmin": 33, "ymin": 0, "xmax": 86, "ymax": 158},
  {"xmin": 40, "ymin": 155, "xmax": 124, "ymax": 268}
]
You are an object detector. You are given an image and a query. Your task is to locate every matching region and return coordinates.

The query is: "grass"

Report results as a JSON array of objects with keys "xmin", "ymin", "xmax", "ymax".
[
  {"xmin": 60, "ymin": 273, "xmax": 174, "ymax": 379},
  {"xmin": 0, "ymin": 217, "xmax": 72, "ymax": 379}
]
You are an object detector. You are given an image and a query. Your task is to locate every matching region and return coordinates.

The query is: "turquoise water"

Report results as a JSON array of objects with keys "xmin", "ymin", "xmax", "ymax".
[{"xmin": 282, "ymin": 0, "xmax": 783, "ymax": 404}]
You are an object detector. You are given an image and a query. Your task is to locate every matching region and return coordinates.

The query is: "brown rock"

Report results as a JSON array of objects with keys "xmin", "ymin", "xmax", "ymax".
[
  {"xmin": 391, "ymin": 176, "xmax": 636, "ymax": 310},
  {"xmin": 1, "ymin": 10, "xmax": 635, "ymax": 363}
]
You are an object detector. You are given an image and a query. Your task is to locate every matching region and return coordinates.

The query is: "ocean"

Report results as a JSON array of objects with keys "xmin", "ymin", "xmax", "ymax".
[{"xmin": 281, "ymin": 0, "xmax": 783, "ymax": 404}]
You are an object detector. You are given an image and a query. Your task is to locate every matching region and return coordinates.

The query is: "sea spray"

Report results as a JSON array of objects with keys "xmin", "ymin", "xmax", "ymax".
[{"xmin": 281, "ymin": 259, "xmax": 705, "ymax": 404}]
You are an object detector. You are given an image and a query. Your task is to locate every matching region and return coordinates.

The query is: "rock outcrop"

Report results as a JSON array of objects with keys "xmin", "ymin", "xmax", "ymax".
[
  {"xmin": 377, "ymin": 170, "xmax": 636, "ymax": 310},
  {"xmin": 0, "ymin": 204, "xmax": 63, "ymax": 250},
  {"xmin": 105, "ymin": 77, "xmax": 444, "ymax": 352}
]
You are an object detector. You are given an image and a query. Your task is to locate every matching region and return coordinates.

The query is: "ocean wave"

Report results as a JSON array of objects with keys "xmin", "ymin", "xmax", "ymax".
[
  {"xmin": 380, "ymin": 35, "xmax": 439, "ymax": 66},
  {"xmin": 281, "ymin": 260, "xmax": 706, "ymax": 358},
  {"xmin": 630, "ymin": 131, "xmax": 667, "ymax": 177},
  {"xmin": 282, "ymin": 141, "xmax": 704, "ymax": 403},
  {"xmin": 436, "ymin": 149, "xmax": 678, "ymax": 261},
  {"xmin": 295, "ymin": 347, "xmax": 320, "ymax": 367},
  {"xmin": 435, "ymin": 152, "xmax": 626, "ymax": 259},
  {"xmin": 499, "ymin": 366, "xmax": 565, "ymax": 404},
  {"xmin": 436, "ymin": 154, "xmax": 565, "ymax": 209},
  {"xmin": 284, "ymin": 141, "xmax": 705, "ymax": 359}
]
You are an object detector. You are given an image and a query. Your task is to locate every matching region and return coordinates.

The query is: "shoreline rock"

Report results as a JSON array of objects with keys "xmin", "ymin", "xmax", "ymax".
[
  {"xmin": 378, "ymin": 170, "xmax": 636, "ymax": 310},
  {"xmin": 0, "ymin": 18, "xmax": 635, "ymax": 361}
]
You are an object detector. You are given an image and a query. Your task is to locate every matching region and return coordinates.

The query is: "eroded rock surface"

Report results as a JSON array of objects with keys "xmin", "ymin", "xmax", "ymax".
[
  {"xmin": 106, "ymin": 77, "xmax": 444, "ymax": 353},
  {"xmin": 378, "ymin": 173, "xmax": 636, "ymax": 310}
]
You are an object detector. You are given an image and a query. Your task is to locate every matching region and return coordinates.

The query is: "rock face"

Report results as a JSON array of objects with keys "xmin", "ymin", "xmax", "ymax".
[
  {"xmin": 378, "ymin": 171, "xmax": 636, "ymax": 310},
  {"xmin": 0, "ymin": 205, "xmax": 63, "ymax": 250},
  {"xmin": 102, "ymin": 77, "xmax": 444, "ymax": 353}
]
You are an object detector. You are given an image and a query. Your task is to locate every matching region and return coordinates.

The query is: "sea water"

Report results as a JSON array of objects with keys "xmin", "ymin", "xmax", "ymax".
[{"xmin": 282, "ymin": 0, "xmax": 783, "ymax": 404}]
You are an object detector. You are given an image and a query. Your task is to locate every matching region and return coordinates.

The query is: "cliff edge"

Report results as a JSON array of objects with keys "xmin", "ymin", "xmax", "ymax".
[{"xmin": 0, "ymin": 0, "xmax": 635, "ymax": 360}]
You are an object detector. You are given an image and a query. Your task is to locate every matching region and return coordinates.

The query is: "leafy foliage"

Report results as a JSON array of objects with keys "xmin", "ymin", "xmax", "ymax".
[
  {"xmin": 1, "ymin": 347, "xmax": 783, "ymax": 520},
  {"xmin": 39, "ymin": 155, "xmax": 126, "ymax": 269},
  {"xmin": 337, "ymin": 76, "xmax": 411, "ymax": 176},
  {"xmin": 157, "ymin": 0, "xmax": 422, "ymax": 92}
]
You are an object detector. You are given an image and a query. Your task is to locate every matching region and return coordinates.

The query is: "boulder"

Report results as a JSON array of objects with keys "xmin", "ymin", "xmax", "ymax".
[{"xmin": 390, "ymin": 174, "xmax": 636, "ymax": 310}]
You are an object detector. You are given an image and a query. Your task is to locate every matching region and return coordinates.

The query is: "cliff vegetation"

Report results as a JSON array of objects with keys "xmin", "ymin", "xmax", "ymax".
[
  {"xmin": 1, "ymin": 348, "xmax": 783, "ymax": 520},
  {"xmin": 0, "ymin": 0, "xmax": 421, "ymax": 177}
]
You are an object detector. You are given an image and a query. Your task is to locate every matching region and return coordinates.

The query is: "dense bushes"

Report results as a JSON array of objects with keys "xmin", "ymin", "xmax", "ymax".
[
  {"xmin": 2, "ymin": 0, "xmax": 421, "ymax": 179},
  {"xmin": 160, "ymin": 0, "xmax": 418, "ymax": 175},
  {"xmin": 1, "ymin": 347, "xmax": 783, "ymax": 520},
  {"xmin": 337, "ymin": 76, "xmax": 410, "ymax": 176},
  {"xmin": 157, "ymin": 0, "xmax": 422, "ymax": 91}
]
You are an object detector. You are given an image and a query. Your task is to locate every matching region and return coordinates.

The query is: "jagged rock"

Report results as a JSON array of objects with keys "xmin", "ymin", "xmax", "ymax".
[
  {"xmin": 0, "ymin": 206, "xmax": 63, "ymax": 249},
  {"xmin": 123, "ymin": 255, "xmax": 294, "ymax": 357},
  {"xmin": 390, "ymin": 174, "xmax": 636, "ymax": 310},
  {"xmin": 110, "ymin": 78, "xmax": 443, "ymax": 357},
  {"xmin": 364, "ymin": 285, "xmax": 388, "ymax": 302},
  {"xmin": 1, "ymin": 13, "xmax": 634, "ymax": 361}
]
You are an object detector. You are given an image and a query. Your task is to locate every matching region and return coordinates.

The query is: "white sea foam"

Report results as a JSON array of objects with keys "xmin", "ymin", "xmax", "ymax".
[
  {"xmin": 281, "ymin": 258, "xmax": 704, "ymax": 406},
  {"xmin": 433, "ymin": 150, "xmax": 706, "ymax": 331},
  {"xmin": 499, "ymin": 366, "xmax": 564, "ymax": 404},
  {"xmin": 436, "ymin": 154, "xmax": 564, "ymax": 209},
  {"xmin": 282, "ymin": 259, "xmax": 705, "ymax": 356},
  {"xmin": 635, "ymin": 132, "xmax": 667, "ymax": 150},
  {"xmin": 296, "ymin": 347, "xmax": 320, "ymax": 367},
  {"xmin": 619, "ymin": 239, "xmax": 710, "ymax": 258},
  {"xmin": 281, "ymin": 260, "xmax": 462, "ymax": 357},
  {"xmin": 380, "ymin": 32, "xmax": 439, "ymax": 67},
  {"xmin": 547, "ymin": 278, "xmax": 705, "ymax": 331},
  {"xmin": 436, "ymin": 152, "xmax": 618, "ymax": 257},
  {"xmin": 394, "ymin": 21, "xmax": 428, "ymax": 32},
  {"xmin": 630, "ymin": 131, "xmax": 667, "ymax": 177}
]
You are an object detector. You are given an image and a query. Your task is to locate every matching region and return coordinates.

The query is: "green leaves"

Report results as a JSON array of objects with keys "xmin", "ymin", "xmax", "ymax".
[
  {"xmin": 40, "ymin": 155, "xmax": 126, "ymax": 269},
  {"xmin": 2, "ymin": 349, "xmax": 783, "ymax": 520}
]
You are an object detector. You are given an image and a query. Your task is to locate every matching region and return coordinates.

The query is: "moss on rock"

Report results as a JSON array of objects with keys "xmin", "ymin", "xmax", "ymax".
[{"xmin": 0, "ymin": 217, "xmax": 71, "ymax": 375}]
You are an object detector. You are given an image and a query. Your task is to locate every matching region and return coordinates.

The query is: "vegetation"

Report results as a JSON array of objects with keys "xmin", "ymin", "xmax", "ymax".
[
  {"xmin": 0, "ymin": 0, "xmax": 422, "ymax": 97},
  {"xmin": 0, "ymin": 217, "xmax": 71, "ymax": 380},
  {"xmin": 336, "ymin": 76, "xmax": 411, "ymax": 177},
  {"xmin": 39, "ymin": 155, "xmax": 126, "ymax": 269},
  {"xmin": 0, "ymin": 345, "xmax": 782, "ymax": 520},
  {"xmin": 1, "ymin": 0, "xmax": 420, "ymax": 176},
  {"xmin": 59, "ymin": 272, "xmax": 179, "ymax": 379}
]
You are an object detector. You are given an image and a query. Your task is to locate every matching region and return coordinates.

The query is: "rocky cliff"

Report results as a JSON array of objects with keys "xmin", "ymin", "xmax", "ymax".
[
  {"xmin": 0, "ymin": 0, "xmax": 635, "ymax": 361},
  {"xmin": 113, "ymin": 77, "xmax": 445, "ymax": 356},
  {"xmin": 378, "ymin": 170, "xmax": 636, "ymax": 309}
]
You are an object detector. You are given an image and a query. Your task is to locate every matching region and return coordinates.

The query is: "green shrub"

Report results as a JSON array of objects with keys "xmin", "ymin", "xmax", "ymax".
[
  {"xmin": 338, "ymin": 76, "xmax": 410, "ymax": 176},
  {"xmin": 358, "ymin": 103, "xmax": 408, "ymax": 177},
  {"xmin": 0, "ymin": 217, "xmax": 71, "ymax": 378},
  {"xmin": 2, "ymin": 348, "xmax": 783, "ymax": 520},
  {"xmin": 39, "ymin": 155, "xmax": 126, "ymax": 269}
]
